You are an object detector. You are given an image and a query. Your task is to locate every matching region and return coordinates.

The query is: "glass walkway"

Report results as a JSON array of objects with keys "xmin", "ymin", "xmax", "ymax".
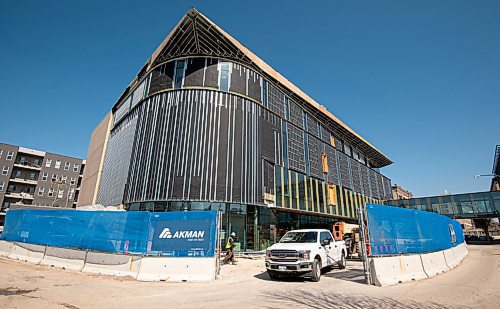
[{"xmin": 386, "ymin": 191, "xmax": 500, "ymax": 219}]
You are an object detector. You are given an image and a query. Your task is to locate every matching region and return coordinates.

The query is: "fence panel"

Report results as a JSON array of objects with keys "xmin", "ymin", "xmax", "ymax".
[
  {"xmin": 366, "ymin": 203, "xmax": 464, "ymax": 255},
  {"xmin": 1, "ymin": 209, "xmax": 217, "ymax": 257}
]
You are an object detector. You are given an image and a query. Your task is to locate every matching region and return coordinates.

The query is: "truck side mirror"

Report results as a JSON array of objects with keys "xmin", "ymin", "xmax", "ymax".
[{"xmin": 321, "ymin": 239, "xmax": 330, "ymax": 246}]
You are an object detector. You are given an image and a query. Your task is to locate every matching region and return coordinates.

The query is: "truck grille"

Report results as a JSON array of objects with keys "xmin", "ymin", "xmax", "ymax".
[{"xmin": 270, "ymin": 250, "xmax": 298, "ymax": 262}]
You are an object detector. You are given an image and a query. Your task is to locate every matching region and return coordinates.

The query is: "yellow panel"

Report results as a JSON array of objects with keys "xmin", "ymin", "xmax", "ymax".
[
  {"xmin": 281, "ymin": 166, "xmax": 285, "ymax": 208},
  {"xmin": 288, "ymin": 170, "xmax": 293, "ymax": 209},
  {"xmin": 315, "ymin": 179, "xmax": 320, "ymax": 214},
  {"xmin": 339, "ymin": 186, "xmax": 345, "ymax": 217},
  {"xmin": 310, "ymin": 178, "xmax": 315, "ymax": 212},
  {"xmin": 332, "ymin": 184, "xmax": 338, "ymax": 215},
  {"xmin": 295, "ymin": 172, "xmax": 300, "ymax": 210},
  {"xmin": 304, "ymin": 175, "xmax": 309, "ymax": 211},
  {"xmin": 321, "ymin": 152, "xmax": 328, "ymax": 173},
  {"xmin": 347, "ymin": 190, "xmax": 352, "ymax": 218},
  {"xmin": 322, "ymin": 182, "xmax": 327, "ymax": 214},
  {"xmin": 354, "ymin": 193, "xmax": 359, "ymax": 219}
]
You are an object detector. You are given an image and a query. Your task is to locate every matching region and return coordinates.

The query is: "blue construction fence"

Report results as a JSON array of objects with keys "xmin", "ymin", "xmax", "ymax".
[
  {"xmin": 366, "ymin": 203, "xmax": 464, "ymax": 255},
  {"xmin": 0, "ymin": 209, "xmax": 217, "ymax": 257}
]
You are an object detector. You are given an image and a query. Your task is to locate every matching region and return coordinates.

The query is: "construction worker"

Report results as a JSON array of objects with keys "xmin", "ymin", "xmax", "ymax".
[{"xmin": 223, "ymin": 232, "xmax": 237, "ymax": 265}]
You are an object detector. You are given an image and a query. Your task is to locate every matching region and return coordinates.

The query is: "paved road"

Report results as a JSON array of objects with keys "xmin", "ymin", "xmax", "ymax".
[{"xmin": 0, "ymin": 244, "xmax": 498, "ymax": 308}]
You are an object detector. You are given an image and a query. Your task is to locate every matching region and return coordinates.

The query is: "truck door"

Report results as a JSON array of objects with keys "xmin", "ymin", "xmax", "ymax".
[{"xmin": 320, "ymin": 231, "xmax": 334, "ymax": 266}]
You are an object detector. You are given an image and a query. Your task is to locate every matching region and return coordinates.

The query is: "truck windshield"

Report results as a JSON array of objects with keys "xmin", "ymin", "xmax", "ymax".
[{"xmin": 280, "ymin": 231, "xmax": 318, "ymax": 243}]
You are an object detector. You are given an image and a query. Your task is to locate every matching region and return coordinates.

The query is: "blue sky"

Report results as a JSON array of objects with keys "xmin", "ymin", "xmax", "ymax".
[{"xmin": 0, "ymin": 1, "xmax": 499, "ymax": 197}]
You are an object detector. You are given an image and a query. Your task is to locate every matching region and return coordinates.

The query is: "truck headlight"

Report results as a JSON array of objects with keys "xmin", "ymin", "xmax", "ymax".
[{"xmin": 298, "ymin": 250, "xmax": 310, "ymax": 261}]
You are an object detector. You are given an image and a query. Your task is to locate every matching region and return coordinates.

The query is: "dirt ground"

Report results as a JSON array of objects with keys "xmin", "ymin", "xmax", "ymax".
[{"xmin": 1, "ymin": 244, "xmax": 498, "ymax": 308}]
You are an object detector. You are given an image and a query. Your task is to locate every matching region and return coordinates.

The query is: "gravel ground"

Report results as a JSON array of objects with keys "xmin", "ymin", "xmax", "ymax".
[{"xmin": 0, "ymin": 244, "xmax": 498, "ymax": 308}]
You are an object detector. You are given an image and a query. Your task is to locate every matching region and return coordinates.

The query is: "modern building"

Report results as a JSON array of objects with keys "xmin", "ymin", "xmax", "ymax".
[
  {"xmin": 0, "ymin": 143, "xmax": 85, "ymax": 226},
  {"xmin": 81, "ymin": 8, "xmax": 393, "ymax": 251},
  {"xmin": 491, "ymin": 145, "xmax": 500, "ymax": 191},
  {"xmin": 391, "ymin": 184, "xmax": 413, "ymax": 200}
]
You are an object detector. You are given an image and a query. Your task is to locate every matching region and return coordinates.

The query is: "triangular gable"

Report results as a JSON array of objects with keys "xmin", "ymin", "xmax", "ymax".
[{"xmin": 145, "ymin": 8, "xmax": 392, "ymax": 167}]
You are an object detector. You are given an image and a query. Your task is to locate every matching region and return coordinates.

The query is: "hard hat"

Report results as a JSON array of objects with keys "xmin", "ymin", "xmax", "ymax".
[{"xmin": 230, "ymin": 232, "xmax": 236, "ymax": 237}]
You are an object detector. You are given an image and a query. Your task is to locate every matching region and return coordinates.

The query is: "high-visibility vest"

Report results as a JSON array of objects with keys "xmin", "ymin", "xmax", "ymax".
[{"xmin": 225, "ymin": 236, "xmax": 233, "ymax": 249}]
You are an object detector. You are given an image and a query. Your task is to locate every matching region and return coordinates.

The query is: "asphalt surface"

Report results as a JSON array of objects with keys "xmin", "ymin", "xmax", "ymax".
[{"xmin": 0, "ymin": 244, "xmax": 498, "ymax": 308}]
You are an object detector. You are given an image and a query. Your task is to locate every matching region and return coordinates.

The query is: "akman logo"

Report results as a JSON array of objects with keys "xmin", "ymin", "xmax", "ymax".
[{"xmin": 158, "ymin": 227, "xmax": 205, "ymax": 239}]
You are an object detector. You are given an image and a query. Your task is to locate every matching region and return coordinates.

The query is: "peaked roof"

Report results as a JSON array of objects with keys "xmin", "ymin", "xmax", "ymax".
[{"xmin": 128, "ymin": 8, "xmax": 392, "ymax": 167}]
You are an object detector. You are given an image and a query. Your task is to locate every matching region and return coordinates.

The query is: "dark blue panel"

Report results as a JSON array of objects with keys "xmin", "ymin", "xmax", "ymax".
[
  {"xmin": 149, "ymin": 211, "xmax": 217, "ymax": 257},
  {"xmin": 366, "ymin": 203, "xmax": 464, "ymax": 255}
]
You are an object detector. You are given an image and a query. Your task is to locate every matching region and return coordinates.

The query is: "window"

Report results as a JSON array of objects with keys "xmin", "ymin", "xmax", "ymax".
[
  {"xmin": 0, "ymin": 149, "xmax": 3, "ymax": 159},
  {"xmin": 48, "ymin": 188, "xmax": 54, "ymax": 197},
  {"xmin": 6, "ymin": 151, "xmax": 14, "ymax": 160},
  {"xmin": 15, "ymin": 170, "xmax": 21, "ymax": 178},
  {"xmin": 33, "ymin": 159, "xmax": 41, "ymax": 166},
  {"xmin": 73, "ymin": 163, "xmax": 79, "ymax": 172},
  {"xmin": 0, "ymin": 182, "xmax": 4, "ymax": 192},
  {"xmin": 70, "ymin": 177, "xmax": 76, "ymax": 185},
  {"xmin": 174, "ymin": 60, "xmax": 185, "ymax": 89},
  {"xmin": 8, "ymin": 185, "xmax": 15, "ymax": 192},
  {"xmin": 55, "ymin": 160, "xmax": 61, "ymax": 169},
  {"xmin": 219, "ymin": 61, "xmax": 230, "ymax": 92},
  {"xmin": 29, "ymin": 172, "xmax": 36, "ymax": 180},
  {"xmin": 320, "ymin": 231, "xmax": 333, "ymax": 244},
  {"xmin": 38, "ymin": 187, "xmax": 45, "ymax": 196},
  {"xmin": 19, "ymin": 156, "xmax": 26, "ymax": 164},
  {"xmin": 52, "ymin": 174, "xmax": 57, "ymax": 181},
  {"xmin": 2, "ymin": 166, "xmax": 9, "ymax": 176},
  {"xmin": 61, "ymin": 175, "xmax": 67, "ymax": 183},
  {"xmin": 41, "ymin": 172, "xmax": 48, "ymax": 181},
  {"xmin": 69, "ymin": 188, "xmax": 75, "ymax": 200},
  {"xmin": 64, "ymin": 162, "xmax": 70, "ymax": 170},
  {"xmin": 58, "ymin": 189, "xmax": 64, "ymax": 199}
]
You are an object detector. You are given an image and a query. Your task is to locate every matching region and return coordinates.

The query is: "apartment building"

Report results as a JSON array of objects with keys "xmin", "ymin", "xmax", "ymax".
[{"xmin": 0, "ymin": 143, "xmax": 85, "ymax": 226}]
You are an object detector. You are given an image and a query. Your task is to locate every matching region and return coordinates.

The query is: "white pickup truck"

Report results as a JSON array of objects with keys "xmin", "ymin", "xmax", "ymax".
[{"xmin": 265, "ymin": 229, "xmax": 347, "ymax": 281}]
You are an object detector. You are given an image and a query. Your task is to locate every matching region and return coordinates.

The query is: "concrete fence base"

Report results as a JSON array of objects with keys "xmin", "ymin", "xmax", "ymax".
[
  {"xmin": 0, "ymin": 240, "xmax": 216, "ymax": 282},
  {"xmin": 369, "ymin": 242, "xmax": 468, "ymax": 287},
  {"xmin": 8, "ymin": 242, "xmax": 46, "ymax": 264},
  {"xmin": 40, "ymin": 247, "xmax": 87, "ymax": 271},
  {"xmin": 137, "ymin": 257, "xmax": 216, "ymax": 282}
]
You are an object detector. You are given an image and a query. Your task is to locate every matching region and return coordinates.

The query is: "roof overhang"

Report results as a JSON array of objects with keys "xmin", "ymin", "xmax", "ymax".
[{"xmin": 118, "ymin": 8, "xmax": 393, "ymax": 168}]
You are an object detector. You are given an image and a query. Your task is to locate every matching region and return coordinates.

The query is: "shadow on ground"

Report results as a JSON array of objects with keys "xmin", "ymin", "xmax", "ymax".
[
  {"xmin": 254, "ymin": 271, "xmax": 312, "ymax": 282},
  {"xmin": 264, "ymin": 290, "xmax": 464, "ymax": 309},
  {"xmin": 323, "ymin": 268, "xmax": 366, "ymax": 284},
  {"xmin": 466, "ymin": 240, "xmax": 500, "ymax": 246}
]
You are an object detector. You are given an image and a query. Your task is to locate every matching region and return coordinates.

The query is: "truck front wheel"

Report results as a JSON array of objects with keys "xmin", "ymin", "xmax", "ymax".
[{"xmin": 311, "ymin": 258, "xmax": 321, "ymax": 282}]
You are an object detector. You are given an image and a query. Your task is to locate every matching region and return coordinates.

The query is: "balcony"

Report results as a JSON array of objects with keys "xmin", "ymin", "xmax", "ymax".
[
  {"xmin": 4, "ymin": 192, "xmax": 34, "ymax": 200},
  {"xmin": 13, "ymin": 162, "xmax": 42, "ymax": 171},
  {"xmin": 9, "ymin": 178, "xmax": 38, "ymax": 185}
]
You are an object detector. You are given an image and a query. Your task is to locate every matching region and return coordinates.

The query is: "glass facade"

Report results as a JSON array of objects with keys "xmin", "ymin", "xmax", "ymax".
[{"xmin": 386, "ymin": 191, "xmax": 500, "ymax": 218}]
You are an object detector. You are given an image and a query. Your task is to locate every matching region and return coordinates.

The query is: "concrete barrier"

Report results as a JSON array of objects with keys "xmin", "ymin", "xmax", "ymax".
[
  {"xmin": 420, "ymin": 251, "xmax": 450, "ymax": 278},
  {"xmin": 82, "ymin": 251, "xmax": 141, "ymax": 278},
  {"xmin": 8, "ymin": 242, "xmax": 46, "ymax": 264},
  {"xmin": 40, "ymin": 247, "xmax": 87, "ymax": 271},
  {"xmin": 369, "ymin": 254, "xmax": 428, "ymax": 287},
  {"xmin": 137, "ymin": 257, "xmax": 216, "ymax": 282},
  {"xmin": 443, "ymin": 247, "xmax": 459, "ymax": 269},
  {"xmin": 0, "ymin": 240, "xmax": 15, "ymax": 257},
  {"xmin": 369, "ymin": 241, "xmax": 469, "ymax": 286},
  {"xmin": 453, "ymin": 242, "xmax": 468, "ymax": 262}
]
